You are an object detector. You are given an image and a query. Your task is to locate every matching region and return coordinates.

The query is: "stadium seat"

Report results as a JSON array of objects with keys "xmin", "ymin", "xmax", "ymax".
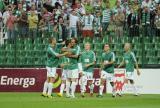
[
  {"xmin": 155, "ymin": 43, "xmax": 160, "ymax": 50},
  {"xmin": 144, "ymin": 44, "xmax": 154, "ymax": 51},
  {"xmin": 132, "ymin": 37, "xmax": 141, "ymax": 43},
  {"xmin": 121, "ymin": 36, "xmax": 130, "ymax": 44},
  {"xmin": 93, "ymin": 37, "xmax": 102, "ymax": 44},
  {"xmin": 16, "ymin": 38, "xmax": 24, "ymax": 45},
  {"xmin": 94, "ymin": 44, "xmax": 103, "ymax": 52},
  {"xmin": 148, "ymin": 57, "xmax": 158, "ymax": 64},
  {"xmin": 146, "ymin": 50, "xmax": 155, "ymax": 57},
  {"xmin": 83, "ymin": 37, "xmax": 93, "ymax": 43},
  {"xmin": 6, "ymin": 57, "xmax": 15, "ymax": 65},
  {"xmin": 96, "ymin": 57, "xmax": 102, "ymax": 66},
  {"xmin": 24, "ymin": 38, "xmax": 32, "ymax": 44},
  {"xmin": 152, "ymin": 37, "xmax": 160, "ymax": 43},
  {"xmin": 144, "ymin": 37, "xmax": 151, "ymax": 43},
  {"xmin": 102, "ymin": 35, "xmax": 109, "ymax": 43}
]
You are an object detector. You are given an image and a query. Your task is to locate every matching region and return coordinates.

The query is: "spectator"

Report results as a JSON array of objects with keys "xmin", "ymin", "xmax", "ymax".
[
  {"xmin": 18, "ymin": 11, "xmax": 28, "ymax": 38},
  {"xmin": 127, "ymin": 8, "xmax": 140, "ymax": 37},
  {"xmin": 28, "ymin": 11, "xmax": 38, "ymax": 39},
  {"xmin": 0, "ymin": 0, "xmax": 5, "ymax": 12},
  {"xmin": 43, "ymin": 8, "xmax": 54, "ymax": 33},
  {"xmin": 94, "ymin": 11, "xmax": 102, "ymax": 37},
  {"xmin": 54, "ymin": 17, "xmax": 67, "ymax": 41},
  {"xmin": 69, "ymin": 9, "xmax": 79, "ymax": 39},
  {"xmin": 114, "ymin": 9, "xmax": 125, "ymax": 37},
  {"xmin": 155, "ymin": 9, "xmax": 160, "ymax": 36},
  {"xmin": 6, "ymin": 8, "xmax": 17, "ymax": 41},
  {"xmin": 82, "ymin": 11, "xmax": 94, "ymax": 38},
  {"xmin": 141, "ymin": 6, "xmax": 151, "ymax": 36},
  {"xmin": 102, "ymin": 3, "xmax": 111, "ymax": 35}
]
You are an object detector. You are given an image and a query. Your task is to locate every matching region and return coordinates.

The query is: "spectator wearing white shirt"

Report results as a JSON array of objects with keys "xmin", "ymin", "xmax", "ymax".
[
  {"xmin": 82, "ymin": 11, "xmax": 94, "ymax": 38},
  {"xmin": 69, "ymin": 10, "xmax": 79, "ymax": 39}
]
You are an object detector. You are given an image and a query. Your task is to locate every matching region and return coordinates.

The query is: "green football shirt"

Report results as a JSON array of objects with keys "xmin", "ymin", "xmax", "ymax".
[
  {"xmin": 102, "ymin": 51, "xmax": 115, "ymax": 73},
  {"xmin": 123, "ymin": 51, "xmax": 137, "ymax": 72},
  {"xmin": 79, "ymin": 50, "xmax": 96, "ymax": 72}
]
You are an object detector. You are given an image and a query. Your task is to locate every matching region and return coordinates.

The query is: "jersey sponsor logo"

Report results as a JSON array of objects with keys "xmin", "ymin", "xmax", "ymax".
[{"xmin": 0, "ymin": 76, "xmax": 35, "ymax": 88}]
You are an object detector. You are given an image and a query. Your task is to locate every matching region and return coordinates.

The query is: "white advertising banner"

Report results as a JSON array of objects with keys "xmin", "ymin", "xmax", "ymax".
[{"xmin": 107, "ymin": 69, "xmax": 160, "ymax": 94}]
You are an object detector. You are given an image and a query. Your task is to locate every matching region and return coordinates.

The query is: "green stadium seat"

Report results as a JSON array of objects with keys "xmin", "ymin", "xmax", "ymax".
[
  {"xmin": 33, "ymin": 38, "xmax": 42, "ymax": 44},
  {"xmin": 144, "ymin": 44, "xmax": 154, "ymax": 51},
  {"xmin": 132, "ymin": 37, "xmax": 141, "ymax": 43},
  {"xmin": 121, "ymin": 36, "xmax": 130, "ymax": 44},
  {"xmin": 83, "ymin": 37, "xmax": 92, "ymax": 43},
  {"xmin": 94, "ymin": 44, "xmax": 103, "ymax": 52},
  {"xmin": 152, "ymin": 37, "xmax": 160, "ymax": 43},
  {"xmin": 6, "ymin": 57, "xmax": 15, "ymax": 65},
  {"xmin": 16, "ymin": 38, "xmax": 24, "ymax": 44},
  {"xmin": 93, "ymin": 37, "xmax": 102, "ymax": 44},
  {"xmin": 144, "ymin": 37, "xmax": 151, "ymax": 43},
  {"xmin": 148, "ymin": 57, "xmax": 158, "ymax": 64},
  {"xmin": 24, "ymin": 38, "xmax": 32, "ymax": 44},
  {"xmin": 24, "ymin": 44, "xmax": 33, "ymax": 50},
  {"xmin": 96, "ymin": 57, "xmax": 102, "ymax": 66},
  {"xmin": 146, "ymin": 50, "xmax": 155, "ymax": 57},
  {"xmin": 155, "ymin": 43, "xmax": 160, "ymax": 50},
  {"xmin": 0, "ymin": 57, "xmax": 6, "ymax": 65},
  {"xmin": 137, "ymin": 57, "xmax": 142, "ymax": 64},
  {"xmin": 95, "ymin": 51, "xmax": 102, "ymax": 57},
  {"xmin": 102, "ymin": 35, "xmax": 109, "ymax": 43},
  {"xmin": 112, "ymin": 37, "xmax": 121, "ymax": 44}
]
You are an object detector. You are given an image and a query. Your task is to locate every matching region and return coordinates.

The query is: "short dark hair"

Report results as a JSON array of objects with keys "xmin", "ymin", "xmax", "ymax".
[
  {"xmin": 65, "ymin": 39, "xmax": 71, "ymax": 46},
  {"xmin": 71, "ymin": 38, "xmax": 78, "ymax": 44}
]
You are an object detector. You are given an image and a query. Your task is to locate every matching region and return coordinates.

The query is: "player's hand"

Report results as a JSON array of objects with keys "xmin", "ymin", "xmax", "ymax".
[
  {"xmin": 137, "ymin": 70, "xmax": 140, "ymax": 76},
  {"xmin": 60, "ymin": 64, "xmax": 65, "ymax": 68},
  {"xmin": 85, "ymin": 64, "xmax": 90, "ymax": 68},
  {"xmin": 79, "ymin": 72, "xmax": 83, "ymax": 77}
]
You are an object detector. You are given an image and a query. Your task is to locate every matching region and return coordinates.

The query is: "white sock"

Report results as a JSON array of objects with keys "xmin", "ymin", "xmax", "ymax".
[
  {"xmin": 71, "ymin": 82, "xmax": 77, "ymax": 97},
  {"xmin": 42, "ymin": 81, "xmax": 48, "ymax": 94},
  {"xmin": 80, "ymin": 76, "xmax": 86, "ymax": 94},
  {"xmin": 99, "ymin": 85, "xmax": 104, "ymax": 95},
  {"xmin": 90, "ymin": 84, "xmax": 94, "ymax": 93},
  {"xmin": 132, "ymin": 84, "xmax": 138, "ymax": 95},
  {"xmin": 47, "ymin": 83, "xmax": 53, "ymax": 96},
  {"xmin": 60, "ymin": 83, "xmax": 65, "ymax": 94},
  {"xmin": 66, "ymin": 80, "xmax": 71, "ymax": 96}
]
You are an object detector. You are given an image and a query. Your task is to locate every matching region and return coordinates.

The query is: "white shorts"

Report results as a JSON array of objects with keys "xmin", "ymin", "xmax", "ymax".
[
  {"xmin": 126, "ymin": 72, "xmax": 134, "ymax": 80},
  {"xmin": 46, "ymin": 67, "xmax": 56, "ymax": 77},
  {"xmin": 67, "ymin": 69, "xmax": 79, "ymax": 78},
  {"xmin": 83, "ymin": 72, "xmax": 93, "ymax": 80},
  {"xmin": 61, "ymin": 69, "xmax": 68, "ymax": 80},
  {"xmin": 101, "ymin": 70, "xmax": 114, "ymax": 82}
]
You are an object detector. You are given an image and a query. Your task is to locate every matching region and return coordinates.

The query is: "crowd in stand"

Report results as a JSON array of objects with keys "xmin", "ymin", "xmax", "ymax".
[{"xmin": 0, "ymin": 0, "xmax": 160, "ymax": 43}]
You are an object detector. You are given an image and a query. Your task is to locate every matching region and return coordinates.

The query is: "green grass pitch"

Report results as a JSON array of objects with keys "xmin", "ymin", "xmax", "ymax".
[{"xmin": 0, "ymin": 93, "xmax": 160, "ymax": 108}]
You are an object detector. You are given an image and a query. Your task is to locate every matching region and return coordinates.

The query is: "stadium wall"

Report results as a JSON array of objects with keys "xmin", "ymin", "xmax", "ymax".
[{"xmin": 0, "ymin": 68, "xmax": 160, "ymax": 94}]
